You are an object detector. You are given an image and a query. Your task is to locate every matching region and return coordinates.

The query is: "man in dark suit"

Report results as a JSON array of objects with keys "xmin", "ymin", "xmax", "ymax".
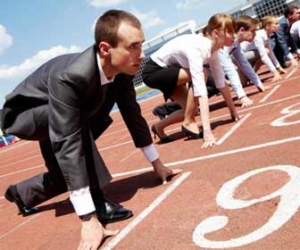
[
  {"xmin": 271, "ymin": 5, "xmax": 300, "ymax": 68},
  {"xmin": 1, "ymin": 10, "xmax": 180, "ymax": 249}
]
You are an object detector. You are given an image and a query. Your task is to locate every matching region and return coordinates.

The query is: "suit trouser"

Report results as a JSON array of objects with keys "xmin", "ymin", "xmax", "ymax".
[{"xmin": 7, "ymin": 105, "xmax": 112, "ymax": 207}]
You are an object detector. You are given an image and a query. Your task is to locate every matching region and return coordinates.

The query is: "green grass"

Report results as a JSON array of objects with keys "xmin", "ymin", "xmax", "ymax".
[{"xmin": 135, "ymin": 85, "xmax": 151, "ymax": 96}]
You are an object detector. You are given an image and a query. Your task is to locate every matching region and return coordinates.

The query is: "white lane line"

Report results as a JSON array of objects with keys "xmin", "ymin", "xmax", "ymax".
[
  {"xmin": 0, "ymin": 165, "xmax": 44, "ymax": 179},
  {"xmin": 0, "ymin": 214, "xmax": 40, "ymax": 240},
  {"xmin": 0, "ymin": 141, "xmax": 32, "ymax": 154},
  {"xmin": 113, "ymin": 135, "xmax": 300, "ymax": 178},
  {"xmin": 3, "ymin": 135, "xmax": 300, "ymax": 180},
  {"xmin": 217, "ymin": 113, "xmax": 252, "ymax": 145},
  {"xmin": 98, "ymin": 141, "xmax": 132, "ymax": 152},
  {"xmin": 0, "ymin": 155, "xmax": 41, "ymax": 170},
  {"xmin": 100, "ymin": 93, "xmax": 300, "ymax": 152},
  {"xmin": 259, "ymin": 85, "xmax": 281, "ymax": 103},
  {"xmin": 102, "ymin": 171, "xmax": 191, "ymax": 250},
  {"xmin": 285, "ymin": 67, "xmax": 298, "ymax": 79},
  {"xmin": 120, "ymin": 149, "xmax": 139, "ymax": 163},
  {"xmin": 2, "ymin": 94, "xmax": 300, "ymax": 179}
]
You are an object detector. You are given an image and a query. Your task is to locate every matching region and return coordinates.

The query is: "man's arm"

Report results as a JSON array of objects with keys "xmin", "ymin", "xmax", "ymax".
[
  {"xmin": 114, "ymin": 75, "xmax": 181, "ymax": 183},
  {"xmin": 276, "ymin": 21, "xmax": 298, "ymax": 66},
  {"xmin": 218, "ymin": 49, "xmax": 247, "ymax": 99},
  {"xmin": 232, "ymin": 44, "xmax": 265, "ymax": 91}
]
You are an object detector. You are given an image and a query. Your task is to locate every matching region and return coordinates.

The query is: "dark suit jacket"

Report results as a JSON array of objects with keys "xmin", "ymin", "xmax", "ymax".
[
  {"xmin": 1, "ymin": 45, "xmax": 152, "ymax": 190},
  {"xmin": 274, "ymin": 17, "xmax": 298, "ymax": 57}
]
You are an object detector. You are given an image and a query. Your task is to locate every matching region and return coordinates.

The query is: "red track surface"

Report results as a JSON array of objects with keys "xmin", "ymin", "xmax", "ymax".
[{"xmin": 1, "ymin": 64, "xmax": 300, "ymax": 250}]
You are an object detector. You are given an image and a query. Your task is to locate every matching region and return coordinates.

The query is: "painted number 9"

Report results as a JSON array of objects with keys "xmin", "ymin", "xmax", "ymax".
[{"xmin": 193, "ymin": 165, "xmax": 300, "ymax": 248}]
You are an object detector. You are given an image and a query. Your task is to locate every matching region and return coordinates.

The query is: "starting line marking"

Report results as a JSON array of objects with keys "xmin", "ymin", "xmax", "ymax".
[
  {"xmin": 102, "ymin": 171, "xmax": 192, "ymax": 250},
  {"xmin": 217, "ymin": 113, "xmax": 252, "ymax": 145},
  {"xmin": 112, "ymin": 135, "xmax": 300, "ymax": 178},
  {"xmin": 259, "ymin": 85, "xmax": 281, "ymax": 103},
  {"xmin": 284, "ymin": 67, "xmax": 298, "ymax": 79},
  {"xmin": 4, "ymin": 135, "xmax": 300, "ymax": 180}
]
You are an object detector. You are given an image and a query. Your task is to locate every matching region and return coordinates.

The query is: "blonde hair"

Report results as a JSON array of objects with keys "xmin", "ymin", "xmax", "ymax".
[
  {"xmin": 260, "ymin": 15, "xmax": 278, "ymax": 29},
  {"xmin": 203, "ymin": 13, "xmax": 236, "ymax": 37}
]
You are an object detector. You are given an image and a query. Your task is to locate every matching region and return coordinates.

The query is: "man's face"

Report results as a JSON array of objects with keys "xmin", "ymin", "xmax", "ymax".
[
  {"xmin": 109, "ymin": 22, "xmax": 145, "ymax": 76},
  {"xmin": 238, "ymin": 23, "xmax": 257, "ymax": 42},
  {"xmin": 288, "ymin": 8, "xmax": 300, "ymax": 24}
]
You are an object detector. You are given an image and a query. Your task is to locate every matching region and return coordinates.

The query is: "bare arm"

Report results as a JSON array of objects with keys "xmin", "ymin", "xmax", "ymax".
[
  {"xmin": 218, "ymin": 85, "xmax": 239, "ymax": 121},
  {"xmin": 198, "ymin": 95, "xmax": 217, "ymax": 148}
]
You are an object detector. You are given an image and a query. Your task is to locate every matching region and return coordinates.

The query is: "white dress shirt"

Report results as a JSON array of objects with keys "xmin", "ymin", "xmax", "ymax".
[
  {"xmin": 290, "ymin": 20, "xmax": 300, "ymax": 44},
  {"xmin": 241, "ymin": 29, "xmax": 281, "ymax": 72},
  {"xmin": 151, "ymin": 34, "xmax": 225, "ymax": 97},
  {"xmin": 70, "ymin": 53, "xmax": 159, "ymax": 216},
  {"xmin": 218, "ymin": 39, "xmax": 262, "ymax": 99}
]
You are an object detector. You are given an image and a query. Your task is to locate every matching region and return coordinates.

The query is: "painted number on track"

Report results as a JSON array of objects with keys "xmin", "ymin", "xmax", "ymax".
[
  {"xmin": 271, "ymin": 102, "xmax": 300, "ymax": 127},
  {"xmin": 193, "ymin": 165, "xmax": 300, "ymax": 248}
]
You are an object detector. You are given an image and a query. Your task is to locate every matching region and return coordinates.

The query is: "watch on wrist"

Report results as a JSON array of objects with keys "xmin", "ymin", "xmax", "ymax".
[{"xmin": 79, "ymin": 211, "xmax": 95, "ymax": 221}]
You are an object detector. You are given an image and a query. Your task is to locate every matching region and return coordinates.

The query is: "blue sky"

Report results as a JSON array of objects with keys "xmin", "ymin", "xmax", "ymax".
[{"xmin": 0, "ymin": 0, "xmax": 246, "ymax": 107}]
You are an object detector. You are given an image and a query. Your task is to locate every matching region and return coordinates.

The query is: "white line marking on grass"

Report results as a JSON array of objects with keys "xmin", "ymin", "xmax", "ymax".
[
  {"xmin": 0, "ymin": 214, "xmax": 40, "ymax": 240},
  {"xmin": 102, "ymin": 171, "xmax": 191, "ymax": 250},
  {"xmin": 217, "ymin": 113, "xmax": 252, "ymax": 145},
  {"xmin": 285, "ymin": 67, "xmax": 298, "ymax": 79},
  {"xmin": 259, "ymin": 85, "xmax": 281, "ymax": 103}
]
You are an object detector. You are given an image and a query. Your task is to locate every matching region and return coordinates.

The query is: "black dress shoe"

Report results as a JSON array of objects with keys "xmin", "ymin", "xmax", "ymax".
[
  {"xmin": 5, "ymin": 185, "xmax": 39, "ymax": 216},
  {"xmin": 152, "ymin": 110, "xmax": 165, "ymax": 120},
  {"xmin": 151, "ymin": 125, "xmax": 174, "ymax": 144},
  {"xmin": 181, "ymin": 125, "xmax": 201, "ymax": 139},
  {"xmin": 282, "ymin": 62, "xmax": 291, "ymax": 69},
  {"xmin": 94, "ymin": 198, "xmax": 133, "ymax": 224}
]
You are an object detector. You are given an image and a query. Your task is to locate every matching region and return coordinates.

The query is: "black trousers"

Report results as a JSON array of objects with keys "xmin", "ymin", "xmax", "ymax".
[{"xmin": 6, "ymin": 105, "xmax": 112, "ymax": 207}]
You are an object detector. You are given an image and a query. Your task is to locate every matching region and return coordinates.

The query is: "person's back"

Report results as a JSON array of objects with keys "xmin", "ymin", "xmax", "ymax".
[{"xmin": 151, "ymin": 34, "xmax": 211, "ymax": 69}]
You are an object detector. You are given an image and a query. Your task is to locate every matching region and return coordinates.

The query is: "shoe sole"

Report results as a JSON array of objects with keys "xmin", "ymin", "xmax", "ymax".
[{"xmin": 99, "ymin": 212, "xmax": 133, "ymax": 224}]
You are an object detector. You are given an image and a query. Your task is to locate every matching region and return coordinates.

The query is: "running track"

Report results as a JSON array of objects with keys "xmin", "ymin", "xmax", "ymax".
[{"xmin": 0, "ymin": 64, "xmax": 300, "ymax": 250}]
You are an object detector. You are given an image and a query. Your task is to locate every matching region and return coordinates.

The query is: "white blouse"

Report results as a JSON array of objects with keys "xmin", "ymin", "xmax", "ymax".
[
  {"xmin": 241, "ymin": 29, "xmax": 280, "ymax": 72},
  {"xmin": 150, "ymin": 34, "xmax": 225, "ymax": 97}
]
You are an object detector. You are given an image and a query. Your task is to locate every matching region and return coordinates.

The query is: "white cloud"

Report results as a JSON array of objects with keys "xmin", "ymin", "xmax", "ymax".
[
  {"xmin": 0, "ymin": 25, "xmax": 13, "ymax": 55},
  {"xmin": 87, "ymin": 0, "xmax": 129, "ymax": 8},
  {"xmin": 131, "ymin": 9, "xmax": 164, "ymax": 29},
  {"xmin": 0, "ymin": 45, "xmax": 82, "ymax": 80},
  {"xmin": 176, "ymin": 0, "xmax": 208, "ymax": 10}
]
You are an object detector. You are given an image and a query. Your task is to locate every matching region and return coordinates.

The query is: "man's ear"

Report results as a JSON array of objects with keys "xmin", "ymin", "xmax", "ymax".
[
  {"xmin": 239, "ymin": 27, "xmax": 245, "ymax": 33},
  {"xmin": 99, "ymin": 42, "xmax": 111, "ymax": 56}
]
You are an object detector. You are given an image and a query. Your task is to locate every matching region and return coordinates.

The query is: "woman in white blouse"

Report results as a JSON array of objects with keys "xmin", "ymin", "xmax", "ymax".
[
  {"xmin": 241, "ymin": 15, "xmax": 286, "ymax": 82},
  {"xmin": 142, "ymin": 13, "xmax": 239, "ymax": 148}
]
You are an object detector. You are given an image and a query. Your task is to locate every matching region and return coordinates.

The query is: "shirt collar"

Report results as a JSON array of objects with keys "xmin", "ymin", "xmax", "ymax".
[{"xmin": 96, "ymin": 53, "xmax": 115, "ymax": 85}]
